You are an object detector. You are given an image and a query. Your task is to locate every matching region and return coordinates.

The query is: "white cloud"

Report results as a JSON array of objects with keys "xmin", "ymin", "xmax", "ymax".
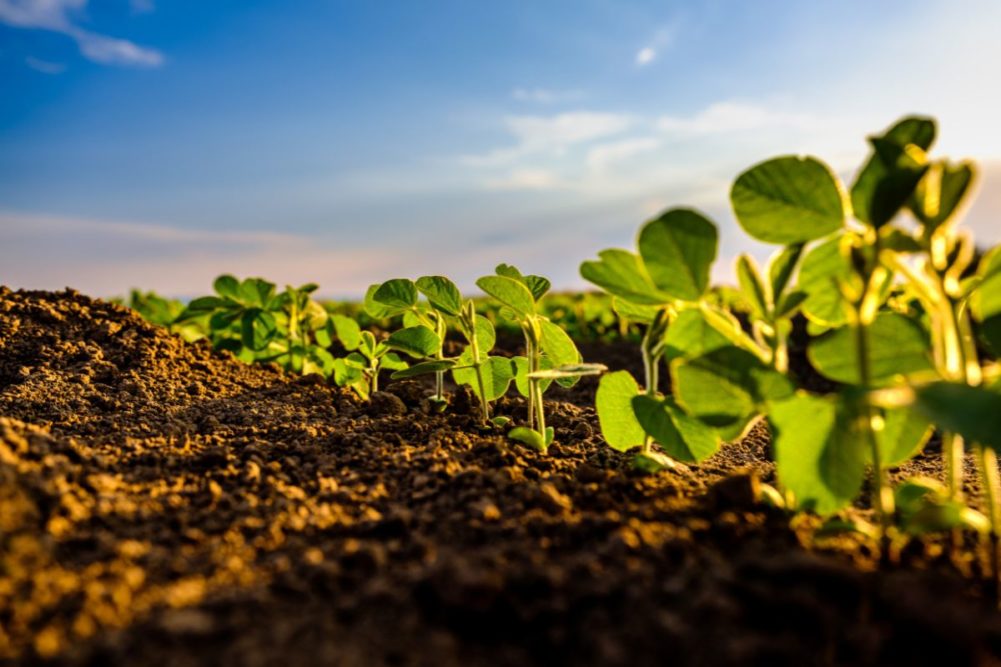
[
  {"xmin": 25, "ymin": 55, "xmax": 65, "ymax": 73},
  {"xmin": 511, "ymin": 87, "xmax": 584, "ymax": 104},
  {"xmin": 461, "ymin": 111, "xmax": 633, "ymax": 167},
  {"xmin": 0, "ymin": 0, "xmax": 163, "ymax": 67},
  {"xmin": 657, "ymin": 102, "xmax": 822, "ymax": 136},
  {"xmin": 484, "ymin": 168, "xmax": 567, "ymax": 191},
  {"xmin": 635, "ymin": 47, "xmax": 656, "ymax": 66},
  {"xmin": 586, "ymin": 137, "xmax": 660, "ymax": 172}
]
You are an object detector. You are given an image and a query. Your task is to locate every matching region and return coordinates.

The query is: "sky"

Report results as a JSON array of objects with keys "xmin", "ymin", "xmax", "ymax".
[{"xmin": 2, "ymin": 0, "xmax": 1000, "ymax": 299}]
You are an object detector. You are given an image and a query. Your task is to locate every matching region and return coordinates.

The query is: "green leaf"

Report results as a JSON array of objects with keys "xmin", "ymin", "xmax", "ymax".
[
  {"xmin": 851, "ymin": 116, "xmax": 936, "ymax": 228},
  {"xmin": 452, "ymin": 356, "xmax": 515, "ymax": 402},
  {"xmin": 330, "ymin": 314, "xmax": 362, "ymax": 351},
  {"xmin": 386, "ymin": 325, "xmax": 441, "ymax": 359},
  {"xmin": 476, "ymin": 275, "xmax": 536, "ymax": 317},
  {"xmin": 595, "ymin": 371, "xmax": 646, "ymax": 452},
  {"xmin": 524, "ymin": 276, "xmax": 551, "ymax": 302},
  {"xmin": 638, "ymin": 208, "xmax": 718, "ymax": 301},
  {"xmin": 775, "ymin": 291, "xmax": 808, "ymax": 319},
  {"xmin": 528, "ymin": 363, "xmax": 607, "ymax": 379},
  {"xmin": 798, "ymin": 237, "xmax": 850, "ymax": 327},
  {"xmin": 913, "ymin": 382, "xmax": 1001, "ymax": 449},
  {"xmin": 373, "ymin": 278, "xmax": 419, "ymax": 311},
  {"xmin": 213, "ymin": 274, "xmax": 241, "ymax": 301},
  {"xmin": 241, "ymin": 308, "xmax": 278, "ymax": 351},
  {"xmin": 508, "ymin": 426, "xmax": 548, "ymax": 452},
  {"xmin": 768, "ymin": 244, "xmax": 804, "ymax": 304},
  {"xmin": 512, "ymin": 356, "xmax": 553, "ymax": 397},
  {"xmin": 736, "ymin": 254, "xmax": 769, "ymax": 319},
  {"xmin": 580, "ymin": 249, "xmax": 670, "ymax": 305},
  {"xmin": 672, "ymin": 346, "xmax": 794, "ymax": 428},
  {"xmin": 239, "ymin": 278, "xmax": 276, "ymax": 308},
  {"xmin": 209, "ymin": 309, "xmax": 241, "ymax": 332},
  {"xmin": 878, "ymin": 406, "xmax": 932, "ymax": 466},
  {"xmin": 611, "ymin": 297, "xmax": 661, "ymax": 324},
  {"xmin": 972, "ymin": 255, "xmax": 1001, "ymax": 355},
  {"xmin": 731, "ymin": 156, "xmax": 845, "ymax": 244},
  {"xmin": 538, "ymin": 319, "xmax": 580, "ymax": 367},
  {"xmin": 382, "ymin": 351, "xmax": 408, "ymax": 371},
  {"xmin": 177, "ymin": 296, "xmax": 226, "ymax": 322},
  {"xmin": 390, "ymin": 359, "xmax": 457, "ymax": 379},
  {"xmin": 416, "ymin": 276, "xmax": 463, "ymax": 316},
  {"xmin": 363, "ymin": 284, "xmax": 396, "ymax": 319},
  {"xmin": 662, "ymin": 308, "xmax": 731, "ymax": 361},
  {"xmin": 807, "ymin": 312, "xmax": 933, "ymax": 385},
  {"xmin": 769, "ymin": 394, "xmax": 866, "ymax": 515},
  {"xmin": 631, "ymin": 395, "xmax": 719, "ymax": 463}
]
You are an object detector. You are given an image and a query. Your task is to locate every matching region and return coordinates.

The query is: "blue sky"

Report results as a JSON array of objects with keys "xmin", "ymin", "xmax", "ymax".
[{"xmin": 2, "ymin": 0, "xmax": 1000, "ymax": 297}]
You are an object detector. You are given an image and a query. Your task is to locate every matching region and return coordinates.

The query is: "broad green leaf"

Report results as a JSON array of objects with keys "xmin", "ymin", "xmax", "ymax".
[
  {"xmin": 373, "ymin": 278, "xmax": 419, "ymax": 311},
  {"xmin": 638, "ymin": 208, "xmax": 718, "ymax": 301},
  {"xmin": 631, "ymin": 395, "xmax": 719, "ymax": 463},
  {"xmin": 508, "ymin": 426, "xmax": 547, "ymax": 452},
  {"xmin": 662, "ymin": 308, "xmax": 731, "ymax": 361},
  {"xmin": 580, "ymin": 249, "xmax": 669, "ymax": 305},
  {"xmin": 209, "ymin": 309, "xmax": 241, "ymax": 331},
  {"xmin": 452, "ymin": 356, "xmax": 515, "ymax": 401},
  {"xmin": 391, "ymin": 359, "xmax": 457, "ymax": 379},
  {"xmin": 330, "ymin": 314, "xmax": 362, "ymax": 350},
  {"xmin": 524, "ymin": 275, "xmax": 551, "ymax": 302},
  {"xmin": 386, "ymin": 325, "xmax": 441, "ymax": 359},
  {"xmin": 807, "ymin": 312, "xmax": 932, "ymax": 385},
  {"xmin": 382, "ymin": 351, "xmax": 408, "ymax": 371},
  {"xmin": 538, "ymin": 319, "xmax": 581, "ymax": 367},
  {"xmin": 671, "ymin": 346, "xmax": 794, "ymax": 427},
  {"xmin": 768, "ymin": 244, "xmax": 804, "ymax": 304},
  {"xmin": 495, "ymin": 263, "xmax": 525, "ymax": 281},
  {"xmin": 972, "ymin": 257, "xmax": 1001, "ymax": 355},
  {"xmin": 240, "ymin": 278, "xmax": 276, "ymax": 308},
  {"xmin": 736, "ymin": 254, "xmax": 769, "ymax": 319},
  {"xmin": 363, "ymin": 284, "xmax": 396, "ymax": 319},
  {"xmin": 186, "ymin": 295, "xmax": 226, "ymax": 313},
  {"xmin": 416, "ymin": 276, "xmax": 463, "ymax": 316},
  {"xmin": 594, "ymin": 371, "xmax": 646, "ymax": 452},
  {"xmin": 463, "ymin": 313, "xmax": 496, "ymax": 354},
  {"xmin": 769, "ymin": 393, "xmax": 866, "ymax": 515},
  {"xmin": 798, "ymin": 237, "xmax": 850, "ymax": 327},
  {"xmin": 512, "ymin": 356, "xmax": 553, "ymax": 397},
  {"xmin": 612, "ymin": 297, "xmax": 661, "ymax": 324},
  {"xmin": 241, "ymin": 308, "xmax": 278, "ymax": 351},
  {"xmin": 851, "ymin": 116, "xmax": 936, "ymax": 228},
  {"xmin": 213, "ymin": 275, "xmax": 241, "ymax": 301},
  {"xmin": 731, "ymin": 156, "xmax": 845, "ymax": 244},
  {"xmin": 775, "ymin": 291, "xmax": 808, "ymax": 319},
  {"xmin": 359, "ymin": 331, "xmax": 378, "ymax": 358},
  {"xmin": 878, "ymin": 406, "xmax": 932, "ymax": 466},
  {"xmin": 476, "ymin": 275, "xmax": 535, "ymax": 317},
  {"xmin": 913, "ymin": 382, "xmax": 1001, "ymax": 449}
]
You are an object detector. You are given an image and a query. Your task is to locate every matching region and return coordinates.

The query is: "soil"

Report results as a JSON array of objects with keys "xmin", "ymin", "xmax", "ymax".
[{"xmin": 2, "ymin": 286, "xmax": 1001, "ymax": 666}]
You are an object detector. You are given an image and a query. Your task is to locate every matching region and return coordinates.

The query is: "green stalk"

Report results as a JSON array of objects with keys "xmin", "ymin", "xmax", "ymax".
[
  {"xmin": 524, "ymin": 330, "xmax": 536, "ymax": 431},
  {"xmin": 855, "ymin": 312, "xmax": 892, "ymax": 545},
  {"xmin": 977, "ymin": 445, "xmax": 1001, "ymax": 602},
  {"xmin": 467, "ymin": 316, "xmax": 490, "ymax": 423}
]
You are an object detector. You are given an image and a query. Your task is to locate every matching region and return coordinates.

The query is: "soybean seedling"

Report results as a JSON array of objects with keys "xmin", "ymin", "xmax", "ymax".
[
  {"xmin": 328, "ymin": 312, "xmax": 408, "ymax": 400},
  {"xmin": 476, "ymin": 264, "xmax": 604, "ymax": 452}
]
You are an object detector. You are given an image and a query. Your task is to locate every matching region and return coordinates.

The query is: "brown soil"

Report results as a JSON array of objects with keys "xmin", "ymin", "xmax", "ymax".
[{"xmin": 2, "ymin": 287, "xmax": 1001, "ymax": 666}]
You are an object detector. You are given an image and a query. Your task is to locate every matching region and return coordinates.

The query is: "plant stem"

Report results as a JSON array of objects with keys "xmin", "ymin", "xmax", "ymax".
[
  {"xmin": 977, "ymin": 445, "xmax": 1001, "ymax": 602},
  {"xmin": 855, "ymin": 305, "xmax": 892, "ymax": 550},
  {"xmin": 524, "ymin": 331, "xmax": 536, "ymax": 431},
  {"xmin": 467, "ymin": 317, "xmax": 490, "ymax": 423}
]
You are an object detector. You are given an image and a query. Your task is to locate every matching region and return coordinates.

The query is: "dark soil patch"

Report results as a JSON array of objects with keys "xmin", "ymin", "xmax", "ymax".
[{"xmin": 2, "ymin": 287, "xmax": 1001, "ymax": 666}]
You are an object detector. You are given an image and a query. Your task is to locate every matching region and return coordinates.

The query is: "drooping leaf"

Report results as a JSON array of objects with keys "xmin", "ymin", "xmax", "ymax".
[
  {"xmin": 662, "ymin": 308, "xmax": 731, "ymax": 361},
  {"xmin": 391, "ymin": 359, "xmax": 457, "ymax": 379},
  {"xmin": 807, "ymin": 312, "xmax": 933, "ymax": 385},
  {"xmin": 769, "ymin": 393, "xmax": 866, "ymax": 515},
  {"xmin": 878, "ymin": 406, "xmax": 932, "ymax": 466},
  {"xmin": 798, "ymin": 237, "xmax": 850, "ymax": 327},
  {"xmin": 736, "ymin": 254, "xmax": 769, "ymax": 319},
  {"xmin": 631, "ymin": 395, "xmax": 719, "ymax": 463},
  {"xmin": 416, "ymin": 276, "xmax": 463, "ymax": 316},
  {"xmin": 241, "ymin": 308, "xmax": 278, "ymax": 351},
  {"xmin": 538, "ymin": 319, "xmax": 581, "ymax": 368},
  {"xmin": 611, "ymin": 297, "xmax": 661, "ymax": 324},
  {"xmin": 594, "ymin": 371, "xmax": 646, "ymax": 452},
  {"xmin": 637, "ymin": 208, "xmax": 718, "ymax": 301},
  {"xmin": 768, "ymin": 243, "xmax": 804, "ymax": 304},
  {"xmin": 731, "ymin": 156, "xmax": 845, "ymax": 244},
  {"xmin": 330, "ymin": 314, "xmax": 362, "ymax": 351},
  {"xmin": 373, "ymin": 278, "xmax": 419, "ymax": 311},
  {"xmin": 476, "ymin": 275, "xmax": 536, "ymax": 317},
  {"xmin": 580, "ymin": 249, "xmax": 669, "ymax": 305},
  {"xmin": 851, "ymin": 116, "xmax": 936, "ymax": 228},
  {"xmin": 386, "ymin": 325, "xmax": 441, "ymax": 359},
  {"xmin": 913, "ymin": 382, "xmax": 1001, "ymax": 449}
]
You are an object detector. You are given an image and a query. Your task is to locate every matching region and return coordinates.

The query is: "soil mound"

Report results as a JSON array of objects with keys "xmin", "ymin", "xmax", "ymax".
[{"xmin": 2, "ymin": 287, "xmax": 1000, "ymax": 666}]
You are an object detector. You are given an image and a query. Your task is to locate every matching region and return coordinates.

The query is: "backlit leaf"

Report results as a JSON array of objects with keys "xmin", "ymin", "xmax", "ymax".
[
  {"xmin": 595, "ymin": 371, "xmax": 646, "ymax": 452},
  {"xmin": 638, "ymin": 208, "xmax": 718, "ymax": 301}
]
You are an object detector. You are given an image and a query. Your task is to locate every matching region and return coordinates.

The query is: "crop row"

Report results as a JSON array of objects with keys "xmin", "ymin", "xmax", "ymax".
[{"xmin": 127, "ymin": 116, "xmax": 1001, "ymax": 577}]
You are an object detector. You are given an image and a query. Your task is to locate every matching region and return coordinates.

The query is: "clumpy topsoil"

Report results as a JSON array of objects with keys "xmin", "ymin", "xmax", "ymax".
[{"xmin": 2, "ymin": 286, "xmax": 1001, "ymax": 666}]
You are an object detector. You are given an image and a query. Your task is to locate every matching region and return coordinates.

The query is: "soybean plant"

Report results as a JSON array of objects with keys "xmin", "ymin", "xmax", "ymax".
[
  {"xmin": 476, "ymin": 264, "xmax": 604, "ymax": 452},
  {"xmin": 328, "ymin": 312, "xmax": 408, "ymax": 399}
]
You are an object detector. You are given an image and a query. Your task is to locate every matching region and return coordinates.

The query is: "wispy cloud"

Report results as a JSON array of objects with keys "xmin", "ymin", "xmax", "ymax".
[
  {"xmin": 0, "ymin": 0, "xmax": 163, "ymax": 67},
  {"xmin": 511, "ymin": 87, "xmax": 584, "ymax": 104},
  {"xmin": 484, "ymin": 168, "xmax": 568, "ymax": 191},
  {"xmin": 461, "ymin": 111, "xmax": 633, "ymax": 167},
  {"xmin": 635, "ymin": 47, "xmax": 655, "ymax": 66},
  {"xmin": 586, "ymin": 137, "xmax": 660, "ymax": 172},
  {"xmin": 25, "ymin": 55, "xmax": 65, "ymax": 73},
  {"xmin": 657, "ymin": 102, "xmax": 822, "ymax": 136}
]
